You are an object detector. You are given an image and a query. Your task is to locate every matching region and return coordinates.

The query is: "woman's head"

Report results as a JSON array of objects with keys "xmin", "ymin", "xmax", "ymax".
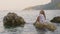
[
  {"xmin": 39, "ymin": 10, "xmax": 46, "ymax": 19},
  {"xmin": 40, "ymin": 10, "xmax": 45, "ymax": 14}
]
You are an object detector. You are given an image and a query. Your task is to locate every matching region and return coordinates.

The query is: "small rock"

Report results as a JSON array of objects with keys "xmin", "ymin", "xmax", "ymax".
[{"xmin": 50, "ymin": 16, "xmax": 60, "ymax": 23}]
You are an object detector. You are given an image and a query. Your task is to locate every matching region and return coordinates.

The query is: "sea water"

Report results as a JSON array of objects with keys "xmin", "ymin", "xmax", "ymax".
[{"xmin": 0, "ymin": 10, "xmax": 60, "ymax": 34}]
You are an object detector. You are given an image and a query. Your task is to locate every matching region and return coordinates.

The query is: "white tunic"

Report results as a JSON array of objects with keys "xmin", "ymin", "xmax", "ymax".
[{"xmin": 39, "ymin": 14, "xmax": 46, "ymax": 23}]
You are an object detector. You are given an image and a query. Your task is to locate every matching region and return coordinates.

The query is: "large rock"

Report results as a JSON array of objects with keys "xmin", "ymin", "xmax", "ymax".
[
  {"xmin": 3, "ymin": 12, "xmax": 25, "ymax": 28},
  {"xmin": 33, "ymin": 22, "xmax": 56, "ymax": 31},
  {"xmin": 50, "ymin": 16, "xmax": 60, "ymax": 23}
]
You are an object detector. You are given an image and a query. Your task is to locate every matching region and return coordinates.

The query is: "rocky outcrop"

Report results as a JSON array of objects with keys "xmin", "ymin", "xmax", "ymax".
[
  {"xmin": 3, "ymin": 12, "xmax": 25, "ymax": 28},
  {"xmin": 50, "ymin": 16, "xmax": 60, "ymax": 23},
  {"xmin": 33, "ymin": 22, "xmax": 56, "ymax": 31}
]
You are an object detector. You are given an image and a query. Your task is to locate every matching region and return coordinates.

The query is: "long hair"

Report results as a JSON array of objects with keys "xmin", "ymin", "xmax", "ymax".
[{"xmin": 40, "ymin": 10, "xmax": 46, "ymax": 20}]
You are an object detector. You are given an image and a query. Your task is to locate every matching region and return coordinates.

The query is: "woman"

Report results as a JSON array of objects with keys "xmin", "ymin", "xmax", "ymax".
[
  {"xmin": 36, "ymin": 10, "xmax": 46, "ymax": 24},
  {"xmin": 34, "ymin": 10, "xmax": 47, "ymax": 29},
  {"xmin": 35, "ymin": 10, "xmax": 56, "ymax": 31}
]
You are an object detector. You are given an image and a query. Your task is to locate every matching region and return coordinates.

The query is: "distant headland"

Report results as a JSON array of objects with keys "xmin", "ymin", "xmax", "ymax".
[{"xmin": 23, "ymin": 0, "xmax": 60, "ymax": 10}]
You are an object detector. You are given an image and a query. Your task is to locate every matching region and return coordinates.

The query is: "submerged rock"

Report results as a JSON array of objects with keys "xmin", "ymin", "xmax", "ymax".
[
  {"xmin": 33, "ymin": 22, "xmax": 56, "ymax": 32},
  {"xmin": 3, "ymin": 12, "xmax": 25, "ymax": 28},
  {"xmin": 50, "ymin": 16, "xmax": 60, "ymax": 23}
]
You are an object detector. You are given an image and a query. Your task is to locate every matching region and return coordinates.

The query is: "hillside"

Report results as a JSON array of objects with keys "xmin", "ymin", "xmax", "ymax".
[{"xmin": 24, "ymin": 0, "xmax": 60, "ymax": 10}]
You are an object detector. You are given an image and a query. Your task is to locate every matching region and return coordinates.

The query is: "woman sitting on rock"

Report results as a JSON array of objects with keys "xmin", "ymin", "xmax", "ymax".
[
  {"xmin": 36, "ymin": 10, "xmax": 46, "ymax": 24},
  {"xmin": 35, "ymin": 10, "xmax": 56, "ymax": 31}
]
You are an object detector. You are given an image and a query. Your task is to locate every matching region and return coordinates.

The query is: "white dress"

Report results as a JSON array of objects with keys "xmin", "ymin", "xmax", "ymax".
[{"xmin": 39, "ymin": 14, "xmax": 46, "ymax": 24}]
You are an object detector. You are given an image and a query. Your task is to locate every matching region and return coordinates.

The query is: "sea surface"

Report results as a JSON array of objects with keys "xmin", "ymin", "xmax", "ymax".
[{"xmin": 0, "ymin": 10, "xmax": 60, "ymax": 34}]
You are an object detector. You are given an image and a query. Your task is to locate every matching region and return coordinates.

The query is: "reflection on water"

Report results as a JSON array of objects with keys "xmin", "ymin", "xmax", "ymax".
[
  {"xmin": 36, "ymin": 27, "xmax": 47, "ymax": 34},
  {"xmin": 0, "ymin": 10, "xmax": 60, "ymax": 34},
  {"xmin": 1, "ymin": 27, "xmax": 24, "ymax": 34}
]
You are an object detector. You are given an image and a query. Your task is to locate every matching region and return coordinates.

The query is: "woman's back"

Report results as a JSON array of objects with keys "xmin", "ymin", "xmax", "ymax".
[{"xmin": 39, "ymin": 14, "xmax": 46, "ymax": 23}]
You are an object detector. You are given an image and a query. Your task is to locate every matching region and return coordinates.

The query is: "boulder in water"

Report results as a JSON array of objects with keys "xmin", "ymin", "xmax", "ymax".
[
  {"xmin": 3, "ymin": 12, "xmax": 25, "ymax": 28},
  {"xmin": 33, "ymin": 22, "xmax": 56, "ymax": 32},
  {"xmin": 50, "ymin": 16, "xmax": 60, "ymax": 23}
]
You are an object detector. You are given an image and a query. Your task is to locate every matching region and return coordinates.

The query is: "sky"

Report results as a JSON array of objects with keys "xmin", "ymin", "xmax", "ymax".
[{"xmin": 0, "ymin": 0, "xmax": 51, "ymax": 10}]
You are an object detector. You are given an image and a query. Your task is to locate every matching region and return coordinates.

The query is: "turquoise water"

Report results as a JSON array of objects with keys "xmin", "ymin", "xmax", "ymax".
[{"xmin": 0, "ymin": 10, "xmax": 60, "ymax": 34}]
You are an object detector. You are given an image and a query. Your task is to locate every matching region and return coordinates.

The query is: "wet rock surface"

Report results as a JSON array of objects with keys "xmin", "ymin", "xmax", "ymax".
[
  {"xmin": 3, "ymin": 12, "xmax": 25, "ymax": 28},
  {"xmin": 51, "ymin": 16, "xmax": 60, "ymax": 23},
  {"xmin": 33, "ymin": 22, "xmax": 57, "ymax": 32}
]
